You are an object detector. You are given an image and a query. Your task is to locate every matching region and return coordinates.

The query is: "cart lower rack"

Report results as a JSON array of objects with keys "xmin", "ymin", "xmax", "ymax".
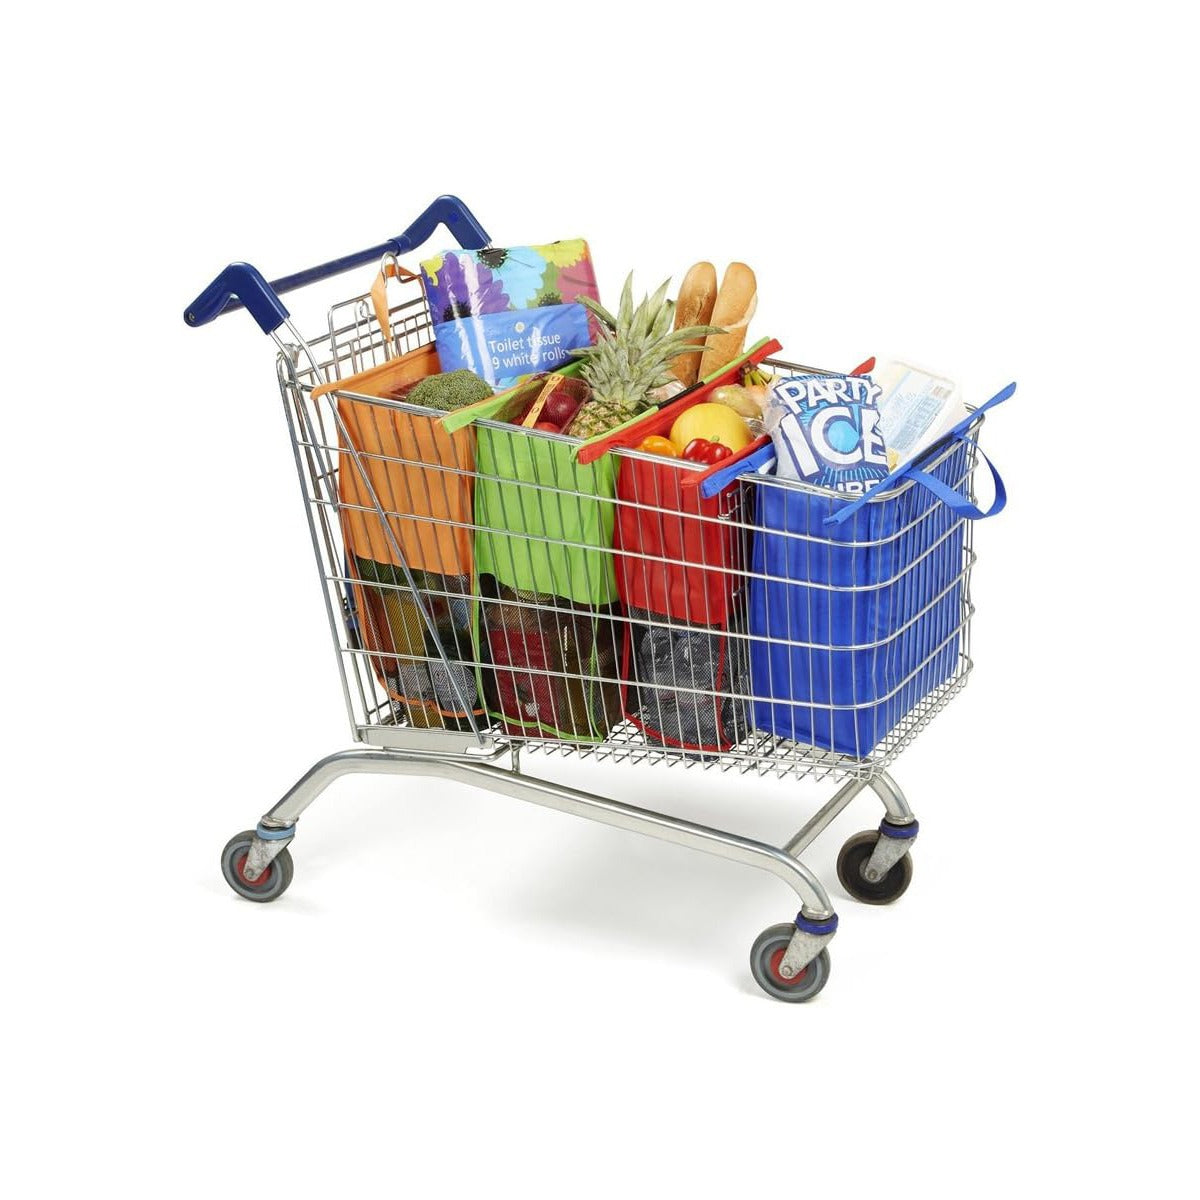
[{"xmin": 187, "ymin": 197, "xmax": 1008, "ymax": 1002}]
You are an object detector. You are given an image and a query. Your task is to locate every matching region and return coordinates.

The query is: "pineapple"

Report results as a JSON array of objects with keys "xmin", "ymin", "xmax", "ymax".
[{"xmin": 566, "ymin": 275, "xmax": 722, "ymax": 440}]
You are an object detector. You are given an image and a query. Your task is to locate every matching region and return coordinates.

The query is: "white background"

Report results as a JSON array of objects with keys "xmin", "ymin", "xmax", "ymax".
[{"xmin": 3, "ymin": 2, "xmax": 1194, "ymax": 1195}]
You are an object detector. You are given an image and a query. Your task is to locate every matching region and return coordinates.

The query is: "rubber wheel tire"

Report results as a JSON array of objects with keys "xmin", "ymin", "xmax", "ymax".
[
  {"xmin": 749, "ymin": 923, "xmax": 831, "ymax": 1003},
  {"xmin": 837, "ymin": 830, "xmax": 913, "ymax": 905},
  {"xmin": 221, "ymin": 830, "xmax": 294, "ymax": 903}
]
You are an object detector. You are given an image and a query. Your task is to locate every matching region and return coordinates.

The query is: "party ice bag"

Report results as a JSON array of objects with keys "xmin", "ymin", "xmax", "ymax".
[{"xmin": 765, "ymin": 374, "xmax": 889, "ymax": 496}]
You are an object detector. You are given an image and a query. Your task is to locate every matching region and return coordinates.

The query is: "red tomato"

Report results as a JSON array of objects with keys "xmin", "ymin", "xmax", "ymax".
[
  {"xmin": 533, "ymin": 421, "xmax": 560, "ymax": 433},
  {"xmin": 683, "ymin": 438, "xmax": 732, "ymax": 465}
]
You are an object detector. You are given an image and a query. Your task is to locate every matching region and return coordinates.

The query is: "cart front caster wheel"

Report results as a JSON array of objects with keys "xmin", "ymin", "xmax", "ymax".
[
  {"xmin": 221, "ymin": 830, "xmax": 294, "ymax": 903},
  {"xmin": 837, "ymin": 830, "xmax": 913, "ymax": 905},
  {"xmin": 749, "ymin": 923, "xmax": 831, "ymax": 1003}
]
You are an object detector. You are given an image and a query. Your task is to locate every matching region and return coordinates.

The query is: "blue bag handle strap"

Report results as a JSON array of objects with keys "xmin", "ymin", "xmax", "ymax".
[
  {"xmin": 698, "ymin": 442, "xmax": 776, "ymax": 500},
  {"xmin": 930, "ymin": 380, "xmax": 1016, "ymax": 445},
  {"xmin": 823, "ymin": 381, "xmax": 1015, "ymax": 528},
  {"xmin": 901, "ymin": 441, "xmax": 1007, "ymax": 519}
]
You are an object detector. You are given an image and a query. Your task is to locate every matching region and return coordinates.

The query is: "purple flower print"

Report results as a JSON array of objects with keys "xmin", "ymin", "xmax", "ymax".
[{"xmin": 424, "ymin": 253, "xmax": 510, "ymax": 325}]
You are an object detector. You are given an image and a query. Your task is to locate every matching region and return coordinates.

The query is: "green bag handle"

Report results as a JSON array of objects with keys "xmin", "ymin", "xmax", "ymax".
[
  {"xmin": 439, "ymin": 361, "xmax": 657, "ymax": 453},
  {"xmin": 440, "ymin": 363, "xmax": 584, "ymax": 434}
]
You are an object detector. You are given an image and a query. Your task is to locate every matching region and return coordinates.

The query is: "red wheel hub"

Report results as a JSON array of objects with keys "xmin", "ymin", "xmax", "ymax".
[
  {"xmin": 234, "ymin": 851, "xmax": 273, "ymax": 889},
  {"xmin": 768, "ymin": 946, "xmax": 808, "ymax": 986}
]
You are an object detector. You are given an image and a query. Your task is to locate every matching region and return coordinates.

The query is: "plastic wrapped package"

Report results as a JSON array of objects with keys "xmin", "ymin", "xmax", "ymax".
[
  {"xmin": 420, "ymin": 241, "xmax": 601, "ymax": 388},
  {"xmin": 477, "ymin": 581, "xmax": 622, "ymax": 742}
]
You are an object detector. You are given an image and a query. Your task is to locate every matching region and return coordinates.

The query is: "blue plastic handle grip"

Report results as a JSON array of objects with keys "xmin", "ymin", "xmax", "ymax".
[
  {"xmin": 185, "ymin": 262, "xmax": 291, "ymax": 335},
  {"xmin": 183, "ymin": 194, "xmax": 491, "ymax": 334}
]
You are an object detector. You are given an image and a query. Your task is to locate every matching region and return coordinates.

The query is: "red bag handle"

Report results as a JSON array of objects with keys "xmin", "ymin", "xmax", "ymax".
[{"xmin": 575, "ymin": 338, "xmax": 784, "ymax": 465}]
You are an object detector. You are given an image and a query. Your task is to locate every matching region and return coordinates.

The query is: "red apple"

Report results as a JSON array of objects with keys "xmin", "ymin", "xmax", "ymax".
[{"xmin": 542, "ymin": 390, "xmax": 582, "ymax": 428}]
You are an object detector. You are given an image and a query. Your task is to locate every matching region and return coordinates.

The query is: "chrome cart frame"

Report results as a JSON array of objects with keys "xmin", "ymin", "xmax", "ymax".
[{"xmin": 186, "ymin": 196, "xmax": 993, "ymax": 1003}]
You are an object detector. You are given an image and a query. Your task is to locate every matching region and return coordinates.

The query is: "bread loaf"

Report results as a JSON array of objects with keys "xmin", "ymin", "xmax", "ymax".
[
  {"xmin": 699, "ymin": 262, "xmax": 757, "ymax": 380},
  {"xmin": 670, "ymin": 261, "xmax": 718, "ymax": 387}
]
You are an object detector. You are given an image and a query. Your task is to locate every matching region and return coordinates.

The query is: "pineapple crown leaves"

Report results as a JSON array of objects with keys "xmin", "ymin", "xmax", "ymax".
[{"xmin": 568, "ymin": 273, "xmax": 724, "ymax": 402}]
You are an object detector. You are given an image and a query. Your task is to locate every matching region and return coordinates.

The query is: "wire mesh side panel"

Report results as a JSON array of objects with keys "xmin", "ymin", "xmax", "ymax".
[
  {"xmin": 325, "ymin": 272, "xmax": 435, "ymax": 382},
  {"xmin": 328, "ymin": 389, "xmax": 488, "ymax": 737},
  {"xmin": 612, "ymin": 450, "xmax": 751, "ymax": 759},
  {"xmin": 275, "ymin": 273, "xmax": 982, "ymax": 777},
  {"xmin": 471, "ymin": 418, "xmax": 625, "ymax": 748},
  {"xmin": 741, "ymin": 431, "xmax": 977, "ymax": 772},
  {"xmin": 275, "ymin": 275, "xmax": 494, "ymax": 741},
  {"xmin": 339, "ymin": 405, "xmax": 484, "ymax": 734},
  {"xmin": 275, "ymin": 350, "xmax": 378, "ymax": 733},
  {"xmin": 279, "ymin": 377, "xmax": 980, "ymax": 775}
]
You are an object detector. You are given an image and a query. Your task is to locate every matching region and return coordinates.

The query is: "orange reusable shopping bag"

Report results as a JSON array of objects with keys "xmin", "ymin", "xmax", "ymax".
[{"xmin": 311, "ymin": 342, "xmax": 476, "ymax": 578}]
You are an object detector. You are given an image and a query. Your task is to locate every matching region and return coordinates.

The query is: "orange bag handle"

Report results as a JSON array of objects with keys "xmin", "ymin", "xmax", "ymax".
[{"xmin": 370, "ymin": 253, "xmax": 421, "ymax": 352}]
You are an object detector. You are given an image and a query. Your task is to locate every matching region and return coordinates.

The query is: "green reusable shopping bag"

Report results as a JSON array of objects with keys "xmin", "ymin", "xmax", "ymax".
[
  {"xmin": 472, "ymin": 582, "xmax": 624, "ymax": 742},
  {"xmin": 442, "ymin": 364, "xmax": 631, "ymax": 607},
  {"xmin": 473, "ymin": 426, "xmax": 619, "ymax": 606}
]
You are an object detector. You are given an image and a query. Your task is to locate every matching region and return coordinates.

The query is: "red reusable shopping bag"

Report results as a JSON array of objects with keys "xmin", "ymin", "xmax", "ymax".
[
  {"xmin": 605, "ymin": 339, "xmax": 779, "ymax": 625},
  {"xmin": 587, "ymin": 340, "xmax": 781, "ymax": 751}
]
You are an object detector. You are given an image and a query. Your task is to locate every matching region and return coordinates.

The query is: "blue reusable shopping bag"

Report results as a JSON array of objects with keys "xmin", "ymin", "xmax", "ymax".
[{"xmin": 714, "ymin": 384, "xmax": 1012, "ymax": 757}]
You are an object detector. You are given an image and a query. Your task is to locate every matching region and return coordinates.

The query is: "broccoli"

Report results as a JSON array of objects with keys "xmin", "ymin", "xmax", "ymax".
[{"xmin": 407, "ymin": 369, "xmax": 493, "ymax": 412}]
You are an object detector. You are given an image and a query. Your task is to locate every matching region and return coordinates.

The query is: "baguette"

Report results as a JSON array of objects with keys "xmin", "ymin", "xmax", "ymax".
[
  {"xmin": 670, "ymin": 261, "xmax": 718, "ymax": 387},
  {"xmin": 699, "ymin": 262, "xmax": 757, "ymax": 380}
]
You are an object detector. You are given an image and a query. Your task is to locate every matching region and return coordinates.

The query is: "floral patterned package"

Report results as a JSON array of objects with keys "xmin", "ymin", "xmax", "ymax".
[{"xmin": 419, "ymin": 240, "xmax": 600, "ymax": 388}]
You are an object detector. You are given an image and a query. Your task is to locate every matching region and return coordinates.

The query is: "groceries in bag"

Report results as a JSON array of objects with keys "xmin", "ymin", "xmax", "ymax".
[
  {"xmin": 622, "ymin": 609, "xmax": 749, "ymax": 753},
  {"xmin": 764, "ymin": 374, "xmax": 889, "ymax": 495},
  {"xmin": 699, "ymin": 263, "xmax": 758, "ymax": 381},
  {"xmin": 669, "ymin": 401, "xmax": 753, "ymax": 460},
  {"xmin": 872, "ymin": 359, "xmax": 970, "ymax": 471},
  {"xmin": 566, "ymin": 274, "xmax": 720, "ymax": 439},
  {"xmin": 350, "ymin": 559, "xmax": 488, "ymax": 731},
  {"xmin": 513, "ymin": 373, "xmax": 591, "ymax": 434},
  {"xmin": 670, "ymin": 262, "xmax": 719, "ymax": 387},
  {"xmin": 478, "ymin": 580, "xmax": 623, "ymax": 742},
  {"xmin": 670, "ymin": 261, "xmax": 758, "ymax": 387},
  {"xmin": 760, "ymin": 356, "xmax": 975, "ymax": 495},
  {"xmin": 609, "ymin": 353, "xmax": 768, "ymax": 754},
  {"xmin": 398, "ymin": 368, "xmax": 493, "ymax": 412},
  {"xmin": 420, "ymin": 241, "xmax": 602, "ymax": 388},
  {"xmin": 443, "ymin": 272, "xmax": 721, "ymax": 443}
]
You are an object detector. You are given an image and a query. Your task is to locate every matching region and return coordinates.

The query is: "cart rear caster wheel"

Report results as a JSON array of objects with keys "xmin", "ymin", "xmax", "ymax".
[
  {"xmin": 749, "ymin": 924, "xmax": 831, "ymax": 1003},
  {"xmin": 837, "ymin": 830, "xmax": 913, "ymax": 905},
  {"xmin": 221, "ymin": 830, "xmax": 294, "ymax": 903}
]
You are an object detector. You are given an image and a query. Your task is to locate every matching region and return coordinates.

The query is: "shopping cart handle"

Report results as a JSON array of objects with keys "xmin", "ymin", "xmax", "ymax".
[
  {"xmin": 183, "ymin": 195, "xmax": 491, "ymax": 333},
  {"xmin": 184, "ymin": 262, "xmax": 292, "ymax": 335}
]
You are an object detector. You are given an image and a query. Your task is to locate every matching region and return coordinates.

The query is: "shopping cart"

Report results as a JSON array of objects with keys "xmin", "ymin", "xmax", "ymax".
[{"xmin": 185, "ymin": 196, "xmax": 1008, "ymax": 1001}]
